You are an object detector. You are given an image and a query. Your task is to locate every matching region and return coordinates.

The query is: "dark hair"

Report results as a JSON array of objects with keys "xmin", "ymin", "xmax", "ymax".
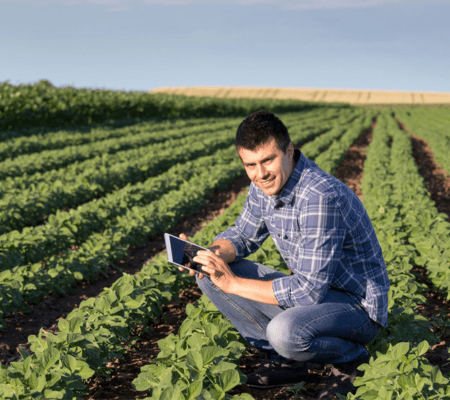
[{"xmin": 235, "ymin": 110, "xmax": 291, "ymax": 153}]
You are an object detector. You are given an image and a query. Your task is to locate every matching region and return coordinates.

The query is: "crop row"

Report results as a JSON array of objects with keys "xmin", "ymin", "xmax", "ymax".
[
  {"xmin": 133, "ymin": 111, "xmax": 450, "ymax": 399},
  {"xmin": 0, "ymin": 180, "xmax": 256, "ymax": 399},
  {"xmin": 0, "ymin": 128, "xmax": 236, "ymax": 233},
  {"xmin": 0, "ymin": 109, "xmax": 360, "ymax": 329},
  {"xmin": 1, "ymin": 107, "xmax": 447, "ymax": 398},
  {"xmin": 366, "ymin": 113, "xmax": 450, "ymax": 299},
  {"xmin": 347, "ymin": 111, "xmax": 450, "ymax": 399},
  {"xmin": 394, "ymin": 109, "xmax": 450, "ymax": 175},
  {"xmin": 0, "ymin": 110, "xmax": 349, "ymax": 233},
  {"xmin": 0, "ymin": 106, "xmax": 348, "ymax": 162},
  {"xmin": 0, "ymin": 148, "xmax": 245, "ymax": 329},
  {"xmin": 0, "ymin": 116, "xmax": 215, "ymax": 162},
  {"xmin": 2, "ymin": 107, "xmax": 354, "ymax": 179},
  {"xmin": 0, "ymin": 147, "xmax": 240, "ymax": 270},
  {"xmin": 0, "ymin": 118, "xmax": 242, "ymax": 179}
]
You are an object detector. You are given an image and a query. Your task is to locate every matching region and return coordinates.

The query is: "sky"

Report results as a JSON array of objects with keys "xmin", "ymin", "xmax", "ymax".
[{"xmin": 1, "ymin": 0, "xmax": 449, "ymax": 93}]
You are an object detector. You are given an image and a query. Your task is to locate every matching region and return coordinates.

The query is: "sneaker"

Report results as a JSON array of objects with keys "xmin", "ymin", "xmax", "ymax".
[
  {"xmin": 246, "ymin": 359, "xmax": 322, "ymax": 389},
  {"xmin": 317, "ymin": 353, "xmax": 370, "ymax": 399}
]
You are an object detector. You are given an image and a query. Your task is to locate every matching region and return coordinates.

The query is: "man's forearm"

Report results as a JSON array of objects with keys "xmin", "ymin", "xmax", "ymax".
[
  {"xmin": 229, "ymin": 277, "xmax": 279, "ymax": 305},
  {"xmin": 209, "ymin": 239, "xmax": 236, "ymax": 264}
]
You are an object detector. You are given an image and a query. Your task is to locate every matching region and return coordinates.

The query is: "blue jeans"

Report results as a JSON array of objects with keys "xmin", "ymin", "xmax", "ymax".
[{"xmin": 196, "ymin": 259, "xmax": 380, "ymax": 365}]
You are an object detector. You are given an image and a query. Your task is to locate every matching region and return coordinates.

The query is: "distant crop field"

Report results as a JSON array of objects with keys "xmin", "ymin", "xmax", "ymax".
[{"xmin": 150, "ymin": 86, "xmax": 450, "ymax": 105}]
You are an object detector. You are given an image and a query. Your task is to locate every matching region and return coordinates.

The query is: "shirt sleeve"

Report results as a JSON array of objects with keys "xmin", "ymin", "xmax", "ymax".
[
  {"xmin": 272, "ymin": 192, "xmax": 347, "ymax": 308},
  {"xmin": 215, "ymin": 184, "xmax": 270, "ymax": 260}
]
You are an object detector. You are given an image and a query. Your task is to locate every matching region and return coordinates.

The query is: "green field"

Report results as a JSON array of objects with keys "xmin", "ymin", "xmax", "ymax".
[{"xmin": 0, "ymin": 81, "xmax": 449, "ymax": 399}]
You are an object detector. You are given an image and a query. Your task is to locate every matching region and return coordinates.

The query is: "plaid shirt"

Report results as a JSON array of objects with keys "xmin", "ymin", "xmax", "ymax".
[{"xmin": 216, "ymin": 150, "xmax": 390, "ymax": 327}]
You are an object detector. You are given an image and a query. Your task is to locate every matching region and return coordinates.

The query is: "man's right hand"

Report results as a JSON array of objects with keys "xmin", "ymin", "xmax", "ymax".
[{"xmin": 178, "ymin": 233, "xmax": 206, "ymax": 279}]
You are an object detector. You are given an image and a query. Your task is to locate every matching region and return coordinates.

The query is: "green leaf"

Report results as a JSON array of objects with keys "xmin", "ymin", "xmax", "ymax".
[
  {"xmin": 179, "ymin": 318, "xmax": 194, "ymax": 337},
  {"xmin": 186, "ymin": 333, "xmax": 203, "ymax": 351},
  {"xmin": 210, "ymin": 361, "xmax": 237, "ymax": 374},
  {"xmin": 29, "ymin": 371, "xmax": 46, "ymax": 392},
  {"xmin": 218, "ymin": 369, "xmax": 240, "ymax": 392},
  {"xmin": 160, "ymin": 385, "xmax": 185, "ymax": 400},
  {"xmin": 187, "ymin": 380, "xmax": 203, "ymax": 400},
  {"xmin": 58, "ymin": 318, "xmax": 70, "ymax": 332},
  {"xmin": 186, "ymin": 350, "xmax": 203, "ymax": 372},
  {"xmin": 18, "ymin": 346, "xmax": 31, "ymax": 360},
  {"xmin": 416, "ymin": 340, "xmax": 429, "ymax": 356},
  {"xmin": 62, "ymin": 354, "xmax": 76, "ymax": 372},
  {"xmin": 41, "ymin": 347, "xmax": 60, "ymax": 371},
  {"xmin": 77, "ymin": 361, "xmax": 95, "ymax": 379},
  {"xmin": 430, "ymin": 365, "xmax": 444, "ymax": 383},
  {"xmin": 200, "ymin": 346, "xmax": 228, "ymax": 365},
  {"xmin": 69, "ymin": 317, "xmax": 82, "ymax": 333}
]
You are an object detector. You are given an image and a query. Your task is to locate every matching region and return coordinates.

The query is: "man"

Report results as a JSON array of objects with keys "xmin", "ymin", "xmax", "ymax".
[{"xmin": 179, "ymin": 110, "xmax": 389, "ymax": 398}]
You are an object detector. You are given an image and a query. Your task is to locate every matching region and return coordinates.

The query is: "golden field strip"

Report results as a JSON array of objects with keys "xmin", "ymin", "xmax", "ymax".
[{"xmin": 150, "ymin": 86, "xmax": 450, "ymax": 105}]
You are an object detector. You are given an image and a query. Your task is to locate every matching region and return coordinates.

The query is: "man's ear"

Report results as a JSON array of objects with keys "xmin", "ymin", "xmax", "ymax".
[{"xmin": 287, "ymin": 142, "xmax": 294, "ymax": 157}]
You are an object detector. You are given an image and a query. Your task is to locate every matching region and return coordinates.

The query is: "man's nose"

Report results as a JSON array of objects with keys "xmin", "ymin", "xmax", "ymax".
[{"xmin": 257, "ymin": 164, "xmax": 269, "ymax": 180}]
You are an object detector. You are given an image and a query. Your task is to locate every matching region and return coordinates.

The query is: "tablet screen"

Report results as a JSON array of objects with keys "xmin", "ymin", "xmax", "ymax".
[{"xmin": 164, "ymin": 233, "xmax": 210, "ymax": 276}]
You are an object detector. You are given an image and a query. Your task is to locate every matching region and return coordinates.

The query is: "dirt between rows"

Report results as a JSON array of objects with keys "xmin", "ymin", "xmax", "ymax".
[{"xmin": 1, "ymin": 117, "xmax": 450, "ymax": 399}]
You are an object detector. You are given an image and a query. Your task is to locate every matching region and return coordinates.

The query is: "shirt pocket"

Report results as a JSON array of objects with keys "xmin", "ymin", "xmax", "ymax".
[{"xmin": 277, "ymin": 218, "xmax": 302, "ymax": 260}]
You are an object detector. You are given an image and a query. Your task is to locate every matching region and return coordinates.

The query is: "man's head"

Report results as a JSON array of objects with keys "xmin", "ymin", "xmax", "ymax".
[
  {"xmin": 236, "ymin": 110, "xmax": 296, "ymax": 197},
  {"xmin": 235, "ymin": 110, "xmax": 291, "ymax": 154}
]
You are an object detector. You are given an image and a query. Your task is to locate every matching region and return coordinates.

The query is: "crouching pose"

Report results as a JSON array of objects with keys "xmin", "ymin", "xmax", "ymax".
[{"xmin": 179, "ymin": 110, "xmax": 389, "ymax": 398}]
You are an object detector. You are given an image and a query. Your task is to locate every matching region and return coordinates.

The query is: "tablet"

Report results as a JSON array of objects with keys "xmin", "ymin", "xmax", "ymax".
[{"xmin": 164, "ymin": 233, "xmax": 211, "ymax": 277}]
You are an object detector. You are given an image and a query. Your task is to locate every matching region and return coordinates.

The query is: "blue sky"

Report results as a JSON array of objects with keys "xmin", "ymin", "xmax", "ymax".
[{"xmin": 2, "ymin": 0, "xmax": 449, "ymax": 93}]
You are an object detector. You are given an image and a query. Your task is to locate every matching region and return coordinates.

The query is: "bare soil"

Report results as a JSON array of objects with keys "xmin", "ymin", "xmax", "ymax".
[{"xmin": 1, "ymin": 115, "xmax": 450, "ymax": 399}]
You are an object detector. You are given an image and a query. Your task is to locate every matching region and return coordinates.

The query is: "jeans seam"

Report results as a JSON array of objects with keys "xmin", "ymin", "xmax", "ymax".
[{"xmin": 213, "ymin": 282, "xmax": 267, "ymax": 337}]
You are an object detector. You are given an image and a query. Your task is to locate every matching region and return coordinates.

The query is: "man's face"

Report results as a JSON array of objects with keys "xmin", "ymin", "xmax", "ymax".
[{"xmin": 238, "ymin": 138, "xmax": 295, "ymax": 197}]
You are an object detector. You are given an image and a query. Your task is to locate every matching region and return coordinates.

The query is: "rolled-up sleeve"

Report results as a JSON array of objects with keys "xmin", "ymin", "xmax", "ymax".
[
  {"xmin": 215, "ymin": 184, "xmax": 270, "ymax": 261},
  {"xmin": 272, "ymin": 193, "xmax": 346, "ymax": 308}
]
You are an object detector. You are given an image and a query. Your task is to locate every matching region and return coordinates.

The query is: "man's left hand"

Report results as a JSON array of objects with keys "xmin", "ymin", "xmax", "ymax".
[{"xmin": 193, "ymin": 250, "xmax": 236, "ymax": 293}]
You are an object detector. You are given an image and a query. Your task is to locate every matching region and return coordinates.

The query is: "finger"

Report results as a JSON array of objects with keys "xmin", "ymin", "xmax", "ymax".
[
  {"xmin": 195, "ymin": 253, "xmax": 221, "ymax": 267},
  {"xmin": 201, "ymin": 265, "xmax": 211, "ymax": 274},
  {"xmin": 196, "ymin": 250, "xmax": 219, "ymax": 261},
  {"xmin": 179, "ymin": 233, "xmax": 189, "ymax": 242}
]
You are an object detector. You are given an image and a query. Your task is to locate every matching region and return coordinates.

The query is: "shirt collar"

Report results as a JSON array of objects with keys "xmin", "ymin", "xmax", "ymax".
[{"xmin": 272, "ymin": 149, "xmax": 305, "ymax": 206}]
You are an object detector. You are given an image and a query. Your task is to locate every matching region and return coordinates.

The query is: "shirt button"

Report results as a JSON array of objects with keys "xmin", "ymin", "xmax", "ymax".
[{"xmin": 277, "ymin": 233, "xmax": 281, "ymax": 237}]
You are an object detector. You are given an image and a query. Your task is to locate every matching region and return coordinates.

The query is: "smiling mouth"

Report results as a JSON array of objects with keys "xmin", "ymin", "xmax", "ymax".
[{"xmin": 261, "ymin": 177, "xmax": 275, "ymax": 186}]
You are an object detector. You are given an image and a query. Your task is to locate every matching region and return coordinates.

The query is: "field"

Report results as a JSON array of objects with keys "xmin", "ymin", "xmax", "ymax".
[
  {"xmin": 0, "ymin": 81, "xmax": 450, "ymax": 399},
  {"xmin": 150, "ymin": 86, "xmax": 450, "ymax": 105}
]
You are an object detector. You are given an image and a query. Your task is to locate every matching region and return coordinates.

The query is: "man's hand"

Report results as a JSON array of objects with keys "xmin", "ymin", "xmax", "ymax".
[
  {"xmin": 178, "ymin": 233, "xmax": 206, "ymax": 279},
  {"xmin": 193, "ymin": 249, "xmax": 237, "ymax": 293}
]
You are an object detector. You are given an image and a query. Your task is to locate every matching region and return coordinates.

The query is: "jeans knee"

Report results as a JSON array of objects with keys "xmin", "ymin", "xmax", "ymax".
[{"xmin": 266, "ymin": 312, "xmax": 313, "ymax": 360}]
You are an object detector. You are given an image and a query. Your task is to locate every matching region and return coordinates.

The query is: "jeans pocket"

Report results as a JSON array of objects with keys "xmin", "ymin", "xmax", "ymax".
[{"xmin": 348, "ymin": 318, "xmax": 380, "ymax": 344}]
